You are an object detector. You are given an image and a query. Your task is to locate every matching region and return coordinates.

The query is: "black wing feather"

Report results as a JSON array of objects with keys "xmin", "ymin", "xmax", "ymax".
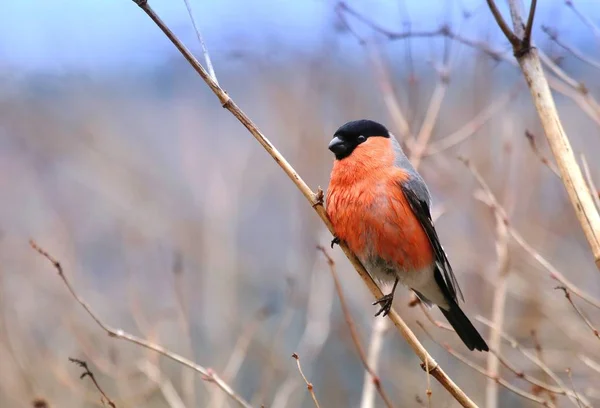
[{"xmin": 400, "ymin": 183, "xmax": 464, "ymax": 303}]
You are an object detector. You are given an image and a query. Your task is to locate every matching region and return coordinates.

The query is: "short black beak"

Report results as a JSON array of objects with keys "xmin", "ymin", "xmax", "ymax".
[{"xmin": 328, "ymin": 136, "xmax": 347, "ymax": 156}]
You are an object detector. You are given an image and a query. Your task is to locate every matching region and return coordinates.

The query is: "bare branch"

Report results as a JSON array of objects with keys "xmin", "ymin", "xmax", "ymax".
[
  {"xmin": 30, "ymin": 241, "xmax": 253, "ymax": 408},
  {"xmin": 291, "ymin": 353, "xmax": 321, "ymax": 408},
  {"xmin": 542, "ymin": 26, "xmax": 600, "ymax": 71},
  {"xmin": 556, "ymin": 286, "xmax": 600, "ymax": 341},
  {"xmin": 417, "ymin": 322, "xmax": 554, "ymax": 407},
  {"xmin": 565, "ymin": 0, "xmax": 600, "ymax": 45},
  {"xmin": 460, "ymin": 158, "xmax": 600, "ymax": 310},
  {"xmin": 525, "ymin": 130, "xmax": 560, "ymax": 177},
  {"xmin": 181, "ymin": 0, "xmax": 218, "ymax": 84},
  {"xmin": 69, "ymin": 358, "xmax": 117, "ymax": 408},
  {"xmin": 485, "ymin": 0, "xmax": 520, "ymax": 46},
  {"xmin": 581, "ymin": 154, "xmax": 600, "ymax": 211}
]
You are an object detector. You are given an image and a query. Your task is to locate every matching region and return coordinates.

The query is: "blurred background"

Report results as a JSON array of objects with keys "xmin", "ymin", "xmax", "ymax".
[{"xmin": 2, "ymin": 0, "xmax": 600, "ymax": 407}]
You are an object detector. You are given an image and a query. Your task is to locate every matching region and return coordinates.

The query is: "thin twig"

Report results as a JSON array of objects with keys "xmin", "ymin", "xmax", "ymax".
[
  {"xmin": 128, "ymin": 2, "xmax": 478, "ymax": 407},
  {"xmin": 317, "ymin": 246, "xmax": 394, "ymax": 408},
  {"xmin": 68, "ymin": 358, "xmax": 117, "ymax": 408},
  {"xmin": 181, "ymin": 0, "xmax": 218, "ymax": 84},
  {"xmin": 485, "ymin": 0, "xmax": 519, "ymax": 46},
  {"xmin": 291, "ymin": 353, "xmax": 321, "ymax": 408},
  {"xmin": 565, "ymin": 0, "xmax": 600, "ymax": 45},
  {"xmin": 580, "ymin": 154, "xmax": 600, "ymax": 211},
  {"xmin": 460, "ymin": 158, "xmax": 600, "ymax": 310},
  {"xmin": 419, "ymin": 311, "xmax": 591, "ymax": 407},
  {"xmin": 542, "ymin": 26, "xmax": 600, "ymax": 71},
  {"xmin": 30, "ymin": 241, "xmax": 253, "ymax": 408},
  {"xmin": 476, "ymin": 316, "xmax": 592, "ymax": 408},
  {"xmin": 525, "ymin": 130, "xmax": 560, "ymax": 177},
  {"xmin": 417, "ymin": 322, "xmax": 554, "ymax": 407},
  {"xmin": 555, "ymin": 286, "xmax": 600, "ymax": 340}
]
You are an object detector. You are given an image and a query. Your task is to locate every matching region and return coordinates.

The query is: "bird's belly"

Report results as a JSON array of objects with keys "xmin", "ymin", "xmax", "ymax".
[{"xmin": 328, "ymin": 184, "xmax": 434, "ymax": 273}]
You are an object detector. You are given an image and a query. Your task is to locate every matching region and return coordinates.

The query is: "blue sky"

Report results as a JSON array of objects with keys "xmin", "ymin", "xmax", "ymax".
[{"xmin": 0, "ymin": 0, "xmax": 598, "ymax": 72}]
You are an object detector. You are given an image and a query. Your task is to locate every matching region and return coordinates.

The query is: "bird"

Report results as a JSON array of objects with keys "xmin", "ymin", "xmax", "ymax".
[{"xmin": 325, "ymin": 119, "xmax": 488, "ymax": 352}]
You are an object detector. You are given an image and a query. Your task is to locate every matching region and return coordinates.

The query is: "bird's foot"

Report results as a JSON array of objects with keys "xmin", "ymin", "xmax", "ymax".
[
  {"xmin": 373, "ymin": 293, "xmax": 394, "ymax": 317},
  {"xmin": 330, "ymin": 236, "xmax": 341, "ymax": 248}
]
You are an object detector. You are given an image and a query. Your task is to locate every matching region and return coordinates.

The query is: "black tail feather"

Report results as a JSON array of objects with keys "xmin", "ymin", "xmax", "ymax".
[{"xmin": 439, "ymin": 303, "xmax": 488, "ymax": 352}]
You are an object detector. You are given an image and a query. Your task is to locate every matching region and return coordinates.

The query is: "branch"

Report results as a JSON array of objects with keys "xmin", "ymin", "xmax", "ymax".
[
  {"xmin": 30, "ymin": 241, "xmax": 253, "ymax": 408},
  {"xmin": 291, "ymin": 353, "xmax": 321, "ymax": 408},
  {"xmin": 460, "ymin": 158, "xmax": 600, "ymax": 310},
  {"xmin": 476, "ymin": 316, "xmax": 592, "ymax": 408},
  {"xmin": 542, "ymin": 26, "xmax": 600, "ymax": 71},
  {"xmin": 417, "ymin": 322, "xmax": 554, "ymax": 407},
  {"xmin": 69, "ymin": 358, "xmax": 117, "ymax": 408},
  {"xmin": 128, "ymin": 2, "xmax": 479, "ymax": 407},
  {"xmin": 487, "ymin": 0, "xmax": 600, "ymax": 270},
  {"xmin": 525, "ymin": 130, "xmax": 560, "ymax": 177},
  {"xmin": 318, "ymin": 247, "xmax": 394, "ymax": 408},
  {"xmin": 555, "ymin": 286, "xmax": 600, "ymax": 341},
  {"xmin": 580, "ymin": 154, "xmax": 600, "ymax": 211},
  {"xmin": 485, "ymin": 0, "xmax": 520, "ymax": 47}
]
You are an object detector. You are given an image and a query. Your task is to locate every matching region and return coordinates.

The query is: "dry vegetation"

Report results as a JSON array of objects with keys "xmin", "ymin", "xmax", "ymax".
[{"xmin": 1, "ymin": 1, "xmax": 600, "ymax": 407}]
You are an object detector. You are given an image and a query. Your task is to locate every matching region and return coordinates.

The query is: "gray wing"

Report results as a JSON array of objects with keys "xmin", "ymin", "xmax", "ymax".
[{"xmin": 390, "ymin": 134, "xmax": 465, "ymax": 303}]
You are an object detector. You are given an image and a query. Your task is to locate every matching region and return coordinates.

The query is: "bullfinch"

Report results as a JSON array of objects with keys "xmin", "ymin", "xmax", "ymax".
[{"xmin": 325, "ymin": 119, "xmax": 488, "ymax": 352}]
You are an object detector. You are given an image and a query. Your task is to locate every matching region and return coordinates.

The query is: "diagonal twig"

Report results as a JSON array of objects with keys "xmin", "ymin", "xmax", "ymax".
[
  {"xmin": 291, "ymin": 353, "xmax": 321, "ymax": 408},
  {"xmin": 30, "ymin": 241, "xmax": 253, "ymax": 408},
  {"xmin": 69, "ymin": 358, "xmax": 117, "ymax": 408},
  {"xmin": 555, "ymin": 286, "xmax": 600, "ymax": 341}
]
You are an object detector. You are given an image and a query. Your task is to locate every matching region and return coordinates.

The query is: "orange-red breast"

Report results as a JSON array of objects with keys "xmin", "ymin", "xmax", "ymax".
[{"xmin": 326, "ymin": 119, "xmax": 488, "ymax": 352}]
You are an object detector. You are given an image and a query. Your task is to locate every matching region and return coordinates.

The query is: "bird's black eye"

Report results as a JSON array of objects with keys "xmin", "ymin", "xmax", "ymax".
[{"xmin": 357, "ymin": 135, "xmax": 366, "ymax": 143}]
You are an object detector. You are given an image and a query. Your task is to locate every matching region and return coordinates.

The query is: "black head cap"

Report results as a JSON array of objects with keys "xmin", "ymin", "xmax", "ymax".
[{"xmin": 328, "ymin": 119, "xmax": 390, "ymax": 160}]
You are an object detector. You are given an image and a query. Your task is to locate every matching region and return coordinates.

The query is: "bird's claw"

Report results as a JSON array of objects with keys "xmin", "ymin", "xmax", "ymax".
[
  {"xmin": 373, "ymin": 293, "xmax": 394, "ymax": 317},
  {"xmin": 330, "ymin": 236, "xmax": 341, "ymax": 249}
]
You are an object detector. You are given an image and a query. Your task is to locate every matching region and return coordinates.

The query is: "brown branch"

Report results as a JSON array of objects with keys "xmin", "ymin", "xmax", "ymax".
[
  {"xmin": 476, "ymin": 316, "xmax": 592, "ymax": 408},
  {"xmin": 317, "ymin": 246, "xmax": 394, "ymax": 408},
  {"xmin": 460, "ymin": 158, "xmax": 600, "ymax": 310},
  {"xmin": 489, "ymin": 0, "xmax": 600, "ymax": 270},
  {"xmin": 542, "ymin": 26, "xmax": 600, "ymax": 71},
  {"xmin": 128, "ymin": 2, "xmax": 479, "ymax": 407},
  {"xmin": 419, "ymin": 313, "xmax": 590, "ymax": 407},
  {"xmin": 485, "ymin": 0, "xmax": 520, "ymax": 47},
  {"xmin": 30, "ymin": 241, "xmax": 253, "ymax": 408},
  {"xmin": 525, "ymin": 130, "xmax": 560, "ymax": 176},
  {"xmin": 291, "ymin": 353, "xmax": 321, "ymax": 408},
  {"xmin": 69, "ymin": 358, "xmax": 117, "ymax": 408},
  {"xmin": 555, "ymin": 286, "xmax": 600, "ymax": 341},
  {"xmin": 417, "ymin": 322, "xmax": 554, "ymax": 407}
]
